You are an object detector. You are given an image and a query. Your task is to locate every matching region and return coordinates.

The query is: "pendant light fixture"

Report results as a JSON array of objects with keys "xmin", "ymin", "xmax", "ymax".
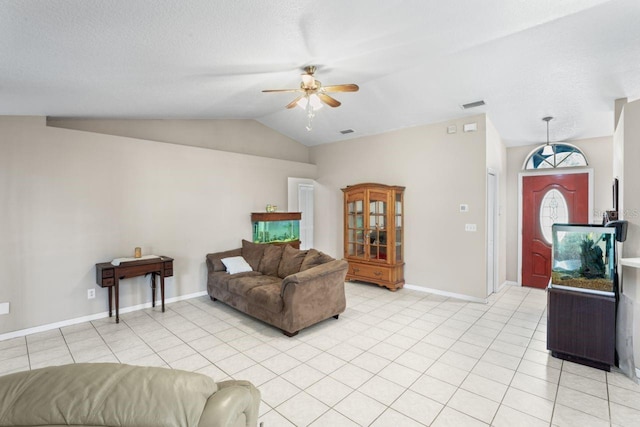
[{"xmin": 542, "ymin": 116, "xmax": 555, "ymax": 156}]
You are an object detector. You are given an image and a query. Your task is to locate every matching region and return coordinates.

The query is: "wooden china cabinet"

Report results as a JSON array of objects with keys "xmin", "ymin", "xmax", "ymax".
[{"xmin": 342, "ymin": 183, "xmax": 405, "ymax": 291}]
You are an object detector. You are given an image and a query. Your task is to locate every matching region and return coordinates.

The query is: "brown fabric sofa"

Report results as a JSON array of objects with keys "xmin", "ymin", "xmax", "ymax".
[
  {"xmin": 0, "ymin": 363, "xmax": 260, "ymax": 427},
  {"xmin": 206, "ymin": 240, "xmax": 348, "ymax": 336}
]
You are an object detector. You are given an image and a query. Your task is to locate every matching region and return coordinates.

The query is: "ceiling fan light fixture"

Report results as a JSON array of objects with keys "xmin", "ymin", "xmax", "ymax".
[
  {"xmin": 262, "ymin": 65, "xmax": 358, "ymax": 131},
  {"xmin": 296, "ymin": 94, "xmax": 323, "ymax": 111}
]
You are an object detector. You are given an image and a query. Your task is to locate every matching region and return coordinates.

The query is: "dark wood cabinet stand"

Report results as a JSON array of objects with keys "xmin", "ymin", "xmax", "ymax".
[
  {"xmin": 547, "ymin": 286, "xmax": 615, "ymax": 371},
  {"xmin": 96, "ymin": 256, "xmax": 173, "ymax": 323}
]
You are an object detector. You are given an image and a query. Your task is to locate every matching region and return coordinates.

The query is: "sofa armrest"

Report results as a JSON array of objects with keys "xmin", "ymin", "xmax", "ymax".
[
  {"xmin": 206, "ymin": 248, "xmax": 242, "ymax": 272},
  {"xmin": 198, "ymin": 380, "xmax": 260, "ymax": 427},
  {"xmin": 279, "ymin": 259, "xmax": 348, "ymax": 333},
  {"xmin": 281, "ymin": 259, "xmax": 348, "ymax": 293}
]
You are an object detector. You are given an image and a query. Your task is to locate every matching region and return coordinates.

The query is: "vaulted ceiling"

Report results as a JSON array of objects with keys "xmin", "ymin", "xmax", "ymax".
[{"xmin": 2, "ymin": 0, "xmax": 639, "ymax": 146}]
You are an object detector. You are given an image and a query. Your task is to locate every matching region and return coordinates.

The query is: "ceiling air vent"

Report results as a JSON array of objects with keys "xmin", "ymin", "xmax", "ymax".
[
  {"xmin": 460, "ymin": 100, "xmax": 486, "ymax": 110},
  {"xmin": 340, "ymin": 129, "xmax": 355, "ymax": 135}
]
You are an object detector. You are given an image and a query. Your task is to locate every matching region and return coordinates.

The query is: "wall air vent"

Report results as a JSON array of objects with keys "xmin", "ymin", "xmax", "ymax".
[
  {"xmin": 340, "ymin": 129, "xmax": 355, "ymax": 134},
  {"xmin": 460, "ymin": 100, "xmax": 486, "ymax": 110}
]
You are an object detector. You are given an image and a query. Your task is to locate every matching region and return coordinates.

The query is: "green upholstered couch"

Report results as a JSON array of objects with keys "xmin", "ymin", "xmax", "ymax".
[
  {"xmin": 206, "ymin": 241, "xmax": 348, "ymax": 336},
  {"xmin": 0, "ymin": 363, "xmax": 260, "ymax": 427}
]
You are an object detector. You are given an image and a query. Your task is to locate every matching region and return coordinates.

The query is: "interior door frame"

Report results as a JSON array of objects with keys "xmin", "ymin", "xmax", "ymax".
[
  {"xmin": 517, "ymin": 167, "xmax": 594, "ymax": 286},
  {"xmin": 487, "ymin": 168, "xmax": 498, "ymax": 296}
]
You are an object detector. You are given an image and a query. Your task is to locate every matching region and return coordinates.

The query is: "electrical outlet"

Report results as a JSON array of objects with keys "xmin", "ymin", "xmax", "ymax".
[
  {"xmin": 465, "ymin": 224, "xmax": 477, "ymax": 232},
  {"xmin": 87, "ymin": 289, "xmax": 96, "ymax": 299},
  {"xmin": 0, "ymin": 302, "xmax": 9, "ymax": 315}
]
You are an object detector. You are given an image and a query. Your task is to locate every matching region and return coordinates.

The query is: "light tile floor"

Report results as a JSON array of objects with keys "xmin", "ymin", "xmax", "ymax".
[{"xmin": 2, "ymin": 283, "xmax": 640, "ymax": 426}]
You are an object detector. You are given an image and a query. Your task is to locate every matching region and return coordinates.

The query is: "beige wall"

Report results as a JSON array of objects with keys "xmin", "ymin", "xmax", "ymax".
[
  {"xmin": 310, "ymin": 114, "xmax": 492, "ymax": 300},
  {"xmin": 614, "ymin": 99, "xmax": 640, "ymax": 373},
  {"xmin": 0, "ymin": 116, "xmax": 316, "ymax": 334},
  {"xmin": 48, "ymin": 118, "xmax": 310, "ymax": 163},
  {"xmin": 505, "ymin": 136, "xmax": 613, "ymax": 282}
]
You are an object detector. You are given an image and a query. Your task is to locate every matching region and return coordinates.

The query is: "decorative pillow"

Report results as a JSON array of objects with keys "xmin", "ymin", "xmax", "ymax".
[
  {"xmin": 206, "ymin": 249, "xmax": 242, "ymax": 272},
  {"xmin": 258, "ymin": 244, "xmax": 285, "ymax": 276},
  {"xmin": 300, "ymin": 248, "xmax": 335, "ymax": 271},
  {"xmin": 221, "ymin": 256, "xmax": 253, "ymax": 274},
  {"xmin": 242, "ymin": 239, "xmax": 266, "ymax": 271},
  {"xmin": 278, "ymin": 245, "xmax": 308, "ymax": 278}
]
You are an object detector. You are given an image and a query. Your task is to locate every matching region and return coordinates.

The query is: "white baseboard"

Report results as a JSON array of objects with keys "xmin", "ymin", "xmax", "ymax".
[
  {"xmin": 404, "ymin": 284, "xmax": 487, "ymax": 304},
  {"xmin": 0, "ymin": 291, "xmax": 208, "ymax": 342}
]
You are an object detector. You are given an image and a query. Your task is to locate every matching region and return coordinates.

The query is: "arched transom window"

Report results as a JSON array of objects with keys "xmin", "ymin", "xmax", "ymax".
[{"xmin": 523, "ymin": 143, "xmax": 588, "ymax": 170}]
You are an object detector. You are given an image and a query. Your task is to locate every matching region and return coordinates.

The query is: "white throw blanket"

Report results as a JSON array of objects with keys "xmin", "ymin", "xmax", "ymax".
[{"xmin": 111, "ymin": 255, "xmax": 161, "ymax": 266}]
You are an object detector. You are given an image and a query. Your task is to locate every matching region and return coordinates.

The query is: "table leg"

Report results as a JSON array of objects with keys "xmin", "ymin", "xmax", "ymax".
[
  {"xmin": 161, "ymin": 273, "xmax": 165, "ymax": 313},
  {"xmin": 151, "ymin": 273, "xmax": 156, "ymax": 308},
  {"xmin": 115, "ymin": 277, "xmax": 120, "ymax": 324},
  {"xmin": 108, "ymin": 286, "xmax": 113, "ymax": 317}
]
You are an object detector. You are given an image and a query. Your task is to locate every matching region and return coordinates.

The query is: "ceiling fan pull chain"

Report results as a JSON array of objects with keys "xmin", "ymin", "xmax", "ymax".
[{"xmin": 306, "ymin": 101, "xmax": 315, "ymax": 131}]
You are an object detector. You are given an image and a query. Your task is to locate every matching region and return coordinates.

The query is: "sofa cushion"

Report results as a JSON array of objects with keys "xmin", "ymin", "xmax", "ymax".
[
  {"xmin": 300, "ymin": 248, "xmax": 335, "ymax": 271},
  {"xmin": 247, "ymin": 283, "xmax": 284, "ymax": 313},
  {"xmin": 210, "ymin": 270, "xmax": 261, "ymax": 292},
  {"xmin": 0, "ymin": 363, "xmax": 216, "ymax": 427},
  {"xmin": 228, "ymin": 274, "xmax": 281, "ymax": 297},
  {"xmin": 242, "ymin": 239, "xmax": 266, "ymax": 271},
  {"xmin": 278, "ymin": 245, "xmax": 308, "ymax": 278},
  {"xmin": 258, "ymin": 244, "xmax": 285, "ymax": 276}
]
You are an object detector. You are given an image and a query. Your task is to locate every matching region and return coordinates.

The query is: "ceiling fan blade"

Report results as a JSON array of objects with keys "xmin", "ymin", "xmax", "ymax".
[
  {"xmin": 322, "ymin": 84, "xmax": 359, "ymax": 93},
  {"xmin": 317, "ymin": 93, "xmax": 341, "ymax": 108},
  {"xmin": 286, "ymin": 95, "xmax": 304, "ymax": 109},
  {"xmin": 262, "ymin": 88, "xmax": 304, "ymax": 93}
]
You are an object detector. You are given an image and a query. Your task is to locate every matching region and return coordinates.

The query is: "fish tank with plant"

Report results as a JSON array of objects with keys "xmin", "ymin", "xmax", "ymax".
[
  {"xmin": 251, "ymin": 212, "xmax": 301, "ymax": 245},
  {"xmin": 551, "ymin": 224, "xmax": 616, "ymax": 295}
]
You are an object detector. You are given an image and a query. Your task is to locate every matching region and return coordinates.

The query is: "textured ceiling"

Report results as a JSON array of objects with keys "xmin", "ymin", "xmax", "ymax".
[{"xmin": 1, "ymin": 0, "xmax": 639, "ymax": 146}]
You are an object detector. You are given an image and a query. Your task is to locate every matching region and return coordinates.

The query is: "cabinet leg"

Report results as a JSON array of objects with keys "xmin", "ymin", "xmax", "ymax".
[
  {"xmin": 161, "ymin": 274, "xmax": 165, "ymax": 313},
  {"xmin": 151, "ymin": 273, "xmax": 156, "ymax": 308},
  {"xmin": 108, "ymin": 287, "xmax": 113, "ymax": 317},
  {"xmin": 115, "ymin": 279, "xmax": 120, "ymax": 324}
]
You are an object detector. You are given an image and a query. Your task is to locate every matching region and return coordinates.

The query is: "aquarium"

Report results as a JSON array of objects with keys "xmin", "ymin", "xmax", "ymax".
[
  {"xmin": 551, "ymin": 224, "xmax": 616, "ymax": 295},
  {"xmin": 252, "ymin": 213, "xmax": 300, "ymax": 245}
]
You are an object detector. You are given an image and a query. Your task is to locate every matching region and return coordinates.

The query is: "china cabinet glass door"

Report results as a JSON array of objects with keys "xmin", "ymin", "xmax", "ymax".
[
  {"xmin": 368, "ymin": 197, "xmax": 387, "ymax": 262},
  {"xmin": 346, "ymin": 194, "xmax": 365, "ymax": 259},
  {"xmin": 395, "ymin": 192, "xmax": 403, "ymax": 262}
]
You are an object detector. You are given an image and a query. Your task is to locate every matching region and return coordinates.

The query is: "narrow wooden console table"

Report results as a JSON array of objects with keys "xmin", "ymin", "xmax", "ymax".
[{"xmin": 95, "ymin": 256, "xmax": 173, "ymax": 323}]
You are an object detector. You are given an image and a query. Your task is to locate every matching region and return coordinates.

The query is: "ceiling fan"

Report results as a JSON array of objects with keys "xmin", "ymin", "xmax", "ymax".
[{"xmin": 262, "ymin": 66, "xmax": 359, "ymax": 130}]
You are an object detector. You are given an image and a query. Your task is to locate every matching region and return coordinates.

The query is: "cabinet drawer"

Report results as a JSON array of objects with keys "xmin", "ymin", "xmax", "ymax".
[
  {"xmin": 102, "ymin": 269, "xmax": 114, "ymax": 278},
  {"xmin": 102, "ymin": 278, "xmax": 114, "ymax": 287},
  {"xmin": 164, "ymin": 268, "xmax": 173, "ymax": 277},
  {"xmin": 350, "ymin": 264, "xmax": 390, "ymax": 282}
]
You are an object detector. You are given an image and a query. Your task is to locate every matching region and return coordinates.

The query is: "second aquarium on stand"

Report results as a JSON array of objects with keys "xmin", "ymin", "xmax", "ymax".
[{"xmin": 547, "ymin": 223, "xmax": 624, "ymax": 371}]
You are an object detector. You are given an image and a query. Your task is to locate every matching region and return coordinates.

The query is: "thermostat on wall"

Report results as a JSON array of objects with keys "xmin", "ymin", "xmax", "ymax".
[{"xmin": 460, "ymin": 204, "xmax": 469, "ymax": 212}]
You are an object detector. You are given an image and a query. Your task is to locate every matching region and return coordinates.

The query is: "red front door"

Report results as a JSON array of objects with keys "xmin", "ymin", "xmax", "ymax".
[{"xmin": 522, "ymin": 173, "xmax": 589, "ymax": 288}]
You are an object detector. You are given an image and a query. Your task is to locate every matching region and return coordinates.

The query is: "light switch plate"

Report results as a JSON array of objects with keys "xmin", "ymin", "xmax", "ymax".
[{"xmin": 0, "ymin": 302, "xmax": 9, "ymax": 315}]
